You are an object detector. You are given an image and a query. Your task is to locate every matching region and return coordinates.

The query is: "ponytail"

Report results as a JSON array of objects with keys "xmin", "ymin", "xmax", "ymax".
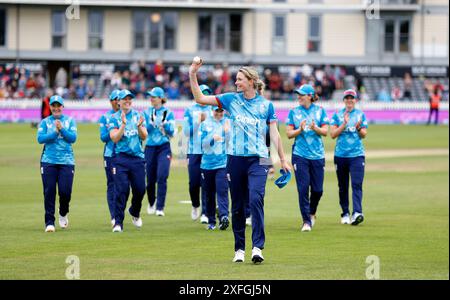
[{"xmin": 255, "ymin": 79, "xmax": 265, "ymax": 96}]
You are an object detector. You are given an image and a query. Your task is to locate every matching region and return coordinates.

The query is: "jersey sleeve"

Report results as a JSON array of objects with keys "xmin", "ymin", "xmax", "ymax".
[
  {"xmin": 360, "ymin": 112, "xmax": 368, "ymax": 129},
  {"xmin": 286, "ymin": 110, "xmax": 295, "ymax": 127},
  {"xmin": 109, "ymin": 115, "xmax": 120, "ymax": 131},
  {"xmin": 163, "ymin": 110, "xmax": 175, "ymax": 137},
  {"xmin": 319, "ymin": 107, "xmax": 330, "ymax": 126},
  {"xmin": 182, "ymin": 108, "xmax": 191, "ymax": 137},
  {"xmin": 98, "ymin": 115, "xmax": 111, "ymax": 143},
  {"xmin": 37, "ymin": 119, "xmax": 58, "ymax": 144},
  {"xmin": 215, "ymin": 93, "xmax": 235, "ymax": 112},
  {"xmin": 60, "ymin": 117, "xmax": 77, "ymax": 144},
  {"xmin": 330, "ymin": 112, "xmax": 340, "ymax": 127},
  {"xmin": 267, "ymin": 102, "xmax": 278, "ymax": 123}
]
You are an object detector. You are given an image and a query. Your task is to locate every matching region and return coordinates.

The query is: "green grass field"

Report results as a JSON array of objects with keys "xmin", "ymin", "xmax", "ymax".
[{"xmin": 0, "ymin": 123, "xmax": 448, "ymax": 279}]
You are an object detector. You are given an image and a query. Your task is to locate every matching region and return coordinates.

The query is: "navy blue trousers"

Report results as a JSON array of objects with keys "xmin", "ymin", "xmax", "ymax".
[
  {"xmin": 113, "ymin": 153, "xmax": 146, "ymax": 227},
  {"xmin": 104, "ymin": 156, "xmax": 116, "ymax": 220},
  {"xmin": 145, "ymin": 143, "xmax": 171, "ymax": 211},
  {"xmin": 201, "ymin": 168, "xmax": 229, "ymax": 226},
  {"xmin": 227, "ymin": 155, "xmax": 268, "ymax": 251},
  {"xmin": 292, "ymin": 155, "xmax": 325, "ymax": 225},
  {"xmin": 334, "ymin": 156, "xmax": 365, "ymax": 216},
  {"xmin": 187, "ymin": 154, "xmax": 207, "ymax": 214},
  {"xmin": 40, "ymin": 163, "xmax": 74, "ymax": 226}
]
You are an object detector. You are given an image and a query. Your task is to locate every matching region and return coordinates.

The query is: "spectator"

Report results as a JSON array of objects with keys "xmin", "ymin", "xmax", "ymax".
[
  {"xmin": 167, "ymin": 81, "xmax": 180, "ymax": 100},
  {"xmin": 403, "ymin": 72, "xmax": 413, "ymax": 100},
  {"xmin": 391, "ymin": 86, "xmax": 402, "ymax": 102},
  {"xmin": 376, "ymin": 88, "xmax": 392, "ymax": 102}
]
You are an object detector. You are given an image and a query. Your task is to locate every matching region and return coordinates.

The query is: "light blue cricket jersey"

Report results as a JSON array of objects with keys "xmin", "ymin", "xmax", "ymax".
[
  {"xmin": 216, "ymin": 92, "xmax": 277, "ymax": 158},
  {"xmin": 37, "ymin": 115, "xmax": 77, "ymax": 165},
  {"xmin": 286, "ymin": 104, "xmax": 330, "ymax": 160},
  {"xmin": 98, "ymin": 109, "xmax": 117, "ymax": 158},
  {"xmin": 330, "ymin": 108, "xmax": 368, "ymax": 158},
  {"xmin": 183, "ymin": 103, "xmax": 212, "ymax": 154},
  {"xmin": 199, "ymin": 116, "xmax": 229, "ymax": 170},
  {"xmin": 109, "ymin": 109, "xmax": 146, "ymax": 158},
  {"xmin": 143, "ymin": 106, "xmax": 175, "ymax": 147}
]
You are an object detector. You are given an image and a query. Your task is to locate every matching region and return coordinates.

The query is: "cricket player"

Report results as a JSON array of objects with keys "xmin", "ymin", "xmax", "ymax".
[
  {"xmin": 330, "ymin": 89, "xmax": 368, "ymax": 225},
  {"xmin": 98, "ymin": 89, "xmax": 120, "ymax": 226},
  {"xmin": 189, "ymin": 60, "xmax": 291, "ymax": 264},
  {"xmin": 183, "ymin": 84, "xmax": 213, "ymax": 223},
  {"xmin": 199, "ymin": 106, "xmax": 230, "ymax": 231},
  {"xmin": 286, "ymin": 84, "xmax": 329, "ymax": 232},
  {"xmin": 143, "ymin": 87, "xmax": 175, "ymax": 217},
  {"xmin": 109, "ymin": 89, "xmax": 147, "ymax": 232},
  {"xmin": 37, "ymin": 95, "xmax": 77, "ymax": 232}
]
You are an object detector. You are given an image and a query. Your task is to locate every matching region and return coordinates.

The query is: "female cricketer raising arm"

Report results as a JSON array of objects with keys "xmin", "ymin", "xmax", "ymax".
[{"xmin": 189, "ymin": 59, "xmax": 291, "ymax": 264}]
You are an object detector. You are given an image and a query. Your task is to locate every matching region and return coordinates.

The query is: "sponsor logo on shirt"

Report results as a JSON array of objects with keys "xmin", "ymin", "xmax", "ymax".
[
  {"xmin": 124, "ymin": 129, "xmax": 138, "ymax": 137},
  {"xmin": 236, "ymin": 115, "xmax": 261, "ymax": 126}
]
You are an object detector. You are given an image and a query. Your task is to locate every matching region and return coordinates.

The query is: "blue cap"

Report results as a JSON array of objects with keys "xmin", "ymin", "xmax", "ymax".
[
  {"xmin": 49, "ymin": 95, "xmax": 64, "ymax": 106},
  {"xmin": 109, "ymin": 89, "xmax": 120, "ymax": 101},
  {"xmin": 274, "ymin": 169, "xmax": 292, "ymax": 189},
  {"xmin": 199, "ymin": 84, "xmax": 213, "ymax": 95},
  {"xmin": 118, "ymin": 89, "xmax": 135, "ymax": 100},
  {"xmin": 295, "ymin": 84, "xmax": 315, "ymax": 96},
  {"xmin": 147, "ymin": 87, "xmax": 166, "ymax": 98}
]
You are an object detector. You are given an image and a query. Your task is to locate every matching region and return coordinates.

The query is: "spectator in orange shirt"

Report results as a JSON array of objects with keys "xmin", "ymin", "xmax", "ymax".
[{"xmin": 427, "ymin": 85, "xmax": 442, "ymax": 125}]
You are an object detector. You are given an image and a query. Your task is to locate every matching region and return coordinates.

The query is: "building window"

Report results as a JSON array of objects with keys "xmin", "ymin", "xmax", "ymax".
[
  {"xmin": 197, "ymin": 13, "xmax": 242, "ymax": 53},
  {"xmin": 272, "ymin": 15, "xmax": 286, "ymax": 54},
  {"xmin": 88, "ymin": 11, "xmax": 103, "ymax": 49},
  {"xmin": 52, "ymin": 11, "xmax": 66, "ymax": 49},
  {"xmin": 133, "ymin": 12, "xmax": 146, "ymax": 49},
  {"xmin": 308, "ymin": 15, "xmax": 321, "ymax": 53},
  {"xmin": 384, "ymin": 18, "xmax": 410, "ymax": 54},
  {"xmin": 399, "ymin": 20, "xmax": 410, "ymax": 53},
  {"xmin": 133, "ymin": 11, "xmax": 178, "ymax": 50},
  {"xmin": 163, "ymin": 12, "xmax": 176, "ymax": 50},
  {"xmin": 198, "ymin": 15, "xmax": 212, "ymax": 51},
  {"xmin": 149, "ymin": 13, "xmax": 160, "ymax": 49},
  {"xmin": 230, "ymin": 14, "xmax": 242, "ymax": 52},
  {"xmin": 384, "ymin": 20, "xmax": 395, "ymax": 52},
  {"xmin": 0, "ymin": 9, "xmax": 5, "ymax": 47}
]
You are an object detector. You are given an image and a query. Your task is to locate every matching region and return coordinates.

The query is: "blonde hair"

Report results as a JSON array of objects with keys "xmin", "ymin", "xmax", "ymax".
[{"xmin": 238, "ymin": 66, "xmax": 265, "ymax": 95}]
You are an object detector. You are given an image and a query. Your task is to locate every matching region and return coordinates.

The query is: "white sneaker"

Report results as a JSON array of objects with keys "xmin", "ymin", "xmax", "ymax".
[
  {"xmin": 112, "ymin": 224, "xmax": 122, "ymax": 232},
  {"xmin": 251, "ymin": 247, "xmax": 264, "ymax": 264},
  {"xmin": 301, "ymin": 223, "xmax": 312, "ymax": 232},
  {"xmin": 59, "ymin": 214, "xmax": 68, "ymax": 229},
  {"xmin": 147, "ymin": 203, "xmax": 156, "ymax": 215},
  {"xmin": 111, "ymin": 218, "xmax": 115, "ymax": 227},
  {"xmin": 310, "ymin": 215, "xmax": 316, "ymax": 227},
  {"xmin": 156, "ymin": 210, "xmax": 165, "ymax": 217},
  {"xmin": 200, "ymin": 214, "xmax": 208, "ymax": 224},
  {"xmin": 191, "ymin": 206, "xmax": 200, "ymax": 220},
  {"xmin": 130, "ymin": 213, "xmax": 143, "ymax": 227},
  {"xmin": 45, "ymin": 225, "xmax": 55, "ymax": 232},
  {"xmin": 246, "ymin": 216, "xmax": 252, "ymax": 226},
  {"xmin": 233, "ymin": 249, "xmax": 245, "ymax": 263},
  {"xmin": 341, "ymin": 214, "xmax": 351, "ymax": 225},
  {"xmin": 351, "ymin": 212, "xmax": 364, "ymax": 226}
]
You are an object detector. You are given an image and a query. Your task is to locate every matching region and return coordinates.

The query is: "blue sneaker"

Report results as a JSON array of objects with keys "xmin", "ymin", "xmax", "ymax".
[
  {"xmin": 219, "ymin": 216, "xmax": 229, "ymax": 230},
  {"xmin": 207, "ymin": 224, "xmax": 216, "ymax": 230}
]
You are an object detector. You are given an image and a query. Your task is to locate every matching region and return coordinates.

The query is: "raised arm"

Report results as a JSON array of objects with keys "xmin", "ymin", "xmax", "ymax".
[{"xmin": 189, "ymin": 59, "xmax": 220, "ymax": 106}]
